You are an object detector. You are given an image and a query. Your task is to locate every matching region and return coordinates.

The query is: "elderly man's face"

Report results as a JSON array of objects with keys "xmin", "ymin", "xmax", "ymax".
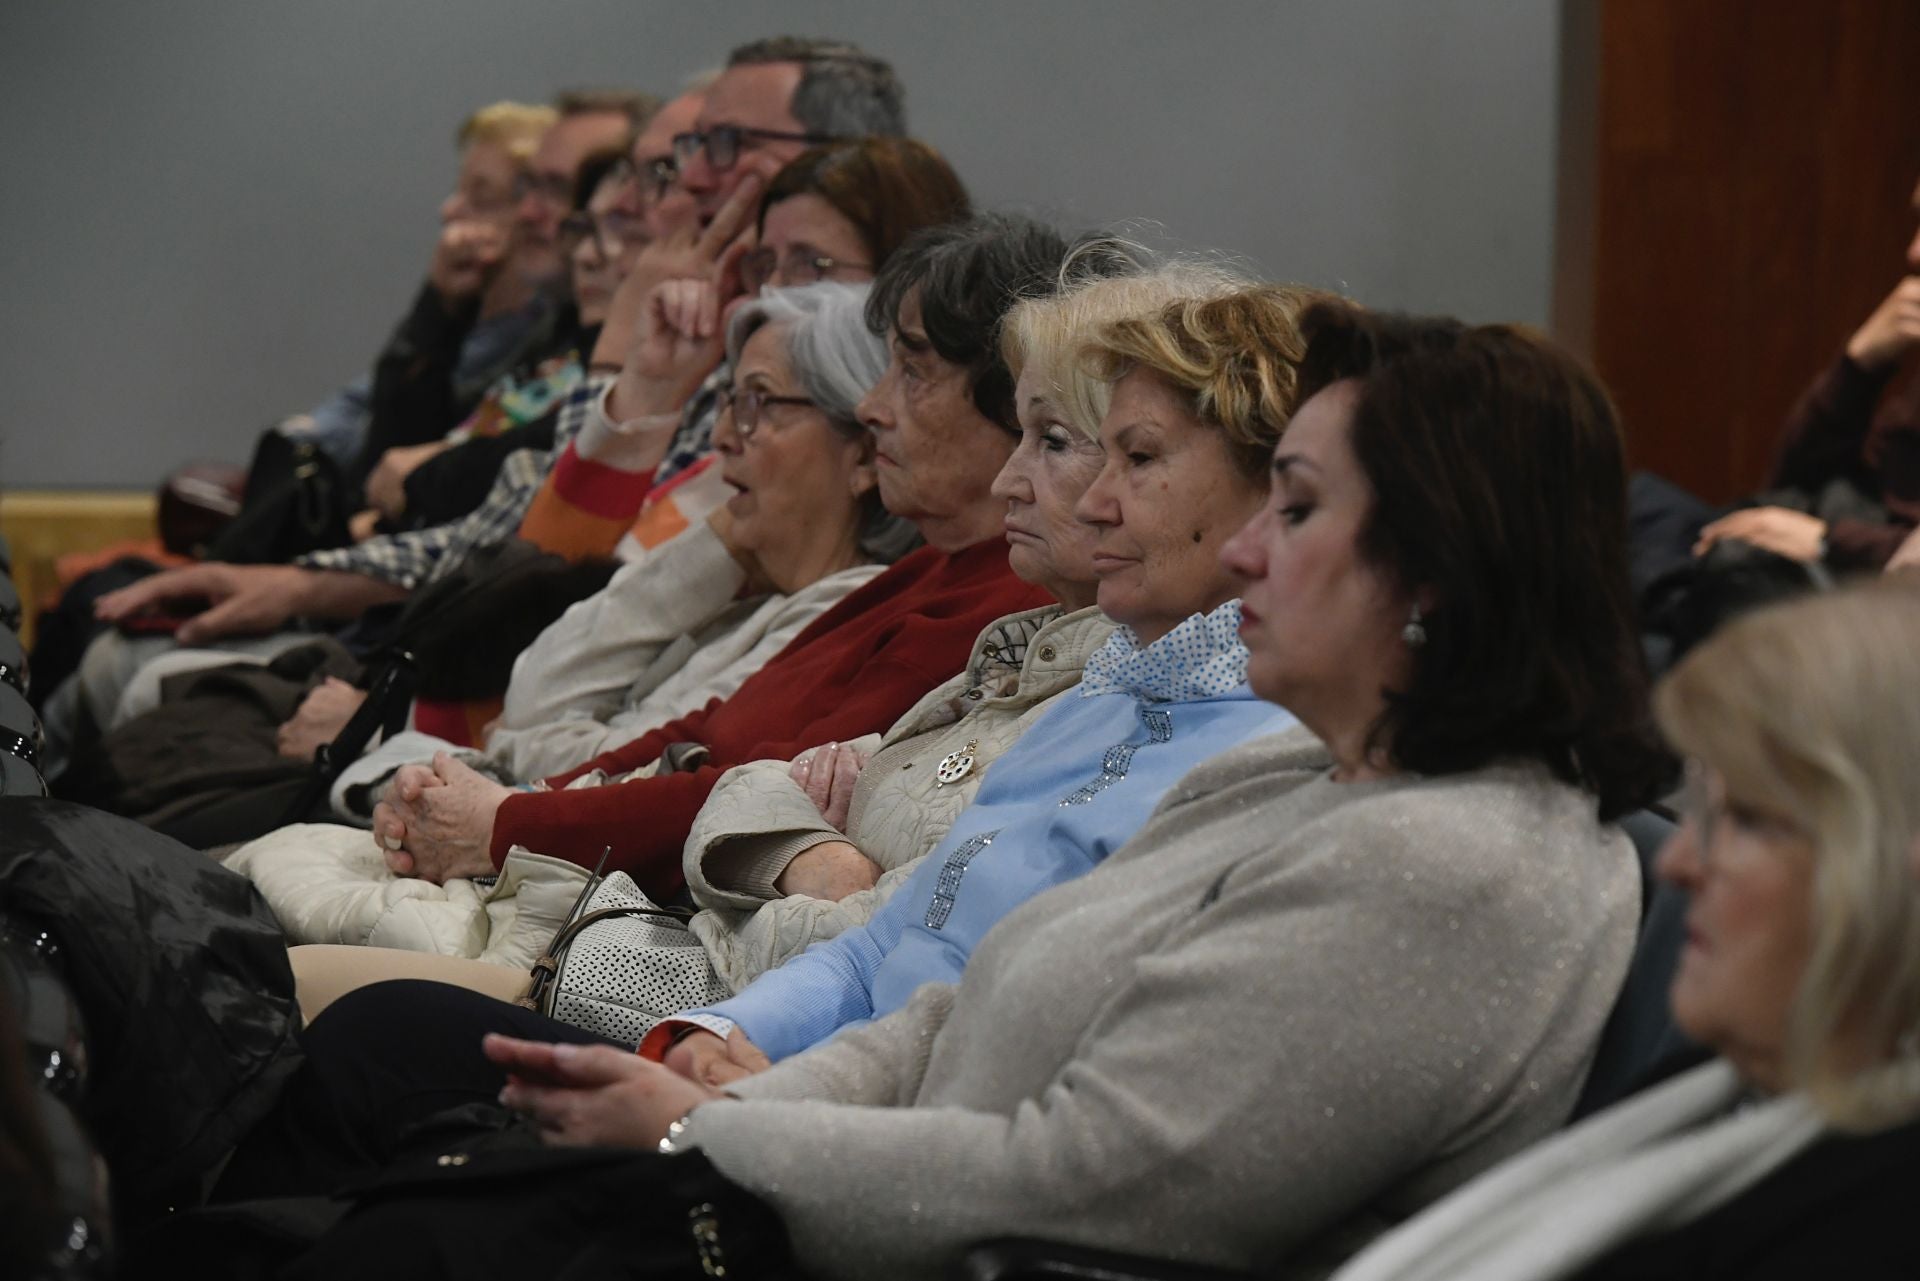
[{"xmin": 676, "ymin": 62, "xmax": 815, "ymax": 226}]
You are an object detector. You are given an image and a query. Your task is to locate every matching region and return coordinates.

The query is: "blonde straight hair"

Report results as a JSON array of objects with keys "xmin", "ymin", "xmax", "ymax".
[{"xmin": 1656, "ymin": 579, "xmax": 1920, "ymax": 1130}]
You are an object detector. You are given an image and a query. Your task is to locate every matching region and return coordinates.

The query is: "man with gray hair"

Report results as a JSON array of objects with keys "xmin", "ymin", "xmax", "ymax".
[{"xmin": 674, "ymin": 36, "xmax": 905, "ymax": 228}]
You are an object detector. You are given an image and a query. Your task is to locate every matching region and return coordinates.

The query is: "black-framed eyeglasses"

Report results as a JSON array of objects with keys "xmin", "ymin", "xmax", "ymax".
[
  {"xmin": 511, "ymin": 170, "xmax": 574, "ymax": 206},
  {"xmin": 607, "ymin": 154, "xmax": 678, "ymax": 204},
  {"xmin": 725, "ymin": 386, "xmax": 815, "ymax": 441},
  {"xmin": 673, "ymin": 125, "xmax": 833, "ymax": 173},
  {"xmin": 740, "ymin": 248, "xmax": 874, "ymax": 294},
  {"xmin": 558, "ymin": 210, "xmax": 636, "ymax": 259}
]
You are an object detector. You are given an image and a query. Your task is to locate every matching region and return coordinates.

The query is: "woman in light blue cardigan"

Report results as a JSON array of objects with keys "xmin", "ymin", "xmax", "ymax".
[{"xmin": 659, "ymin": 597, "xmax": 1294, "ymax": 1064}]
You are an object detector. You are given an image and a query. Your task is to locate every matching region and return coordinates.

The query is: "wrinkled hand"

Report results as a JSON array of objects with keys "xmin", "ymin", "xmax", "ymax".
[
  {"xmin": 274, "ymin": 676, "xmax": 367, "ymax": 761},
  {"xmin": 774, "ymin": 839, "xmax": 882, "ymax": 902},
  {"xmin": 662, "ymin": 1027, "xmax": 771, "ymax": 1088},
  {"xmin": 487, "ymin": 1035, "xmax": 725, "ymax": 1150},
  {"xmin": 1846, "ymin": 276, "xmax": 1920, "ymax": 369},
  {"xmin": 1887, "ymin": 525, "xmax": 1920, "ymax": 575},
  {"xmin": 592, "ymin": 172, "xmax": 762, "ymax": 371},
  {"xmin": 789, "ymin": 741, "xmax": 869, "ymax": 831},
  {"xmin": 365, "ymin": 441, "xmax": 449, "ymax": 521},
  {"xmin": 614, "ymin": 276, "xmax": 734, "ymax": 418},
  {"xmin": 94, "ymin": 562, "xmax": 310, "ymax": 644},
  {"xmin": 1694, "ymin": 506, "xmax": 1827, "ymax": 563},
  {"xmin": 370, "ymin": 751, "xmax": 511, "ymax": 883},
  {"xmin": 428, "ymin": 219, "xmax": 509, "ymax": 305}
]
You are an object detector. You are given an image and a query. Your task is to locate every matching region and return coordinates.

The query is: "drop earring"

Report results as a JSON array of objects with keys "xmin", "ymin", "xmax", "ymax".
[{"xmin": 1402, "ymin": 603, "xmax": 1427, "ymax": 648}]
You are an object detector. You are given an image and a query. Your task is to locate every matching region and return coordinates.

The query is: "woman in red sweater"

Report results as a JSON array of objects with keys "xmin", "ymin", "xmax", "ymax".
[{"xmin": 372, "ymin": 214, "xmax": 1132, "ymax": 895}]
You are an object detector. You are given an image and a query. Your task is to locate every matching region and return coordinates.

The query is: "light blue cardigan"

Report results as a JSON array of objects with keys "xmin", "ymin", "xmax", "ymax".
[{"xmin": 694, "ymin": 600, "xmax": 1299, "ymax": 1061}]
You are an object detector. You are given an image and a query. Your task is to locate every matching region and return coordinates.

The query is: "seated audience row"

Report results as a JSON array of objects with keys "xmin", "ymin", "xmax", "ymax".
[{"xmin": 9, "ymin": 27, "xmax": 1917, "ymax": 1281}]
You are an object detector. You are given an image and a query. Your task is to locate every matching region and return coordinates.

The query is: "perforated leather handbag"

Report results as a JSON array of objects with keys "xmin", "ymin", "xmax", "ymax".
[{"xmin": 520, "ymin": 866, "xmax": 731, "ymax": 1049}]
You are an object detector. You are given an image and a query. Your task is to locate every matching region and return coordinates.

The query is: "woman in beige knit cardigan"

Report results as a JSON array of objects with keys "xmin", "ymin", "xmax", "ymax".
[{"xmin": 219, "ymin": 296, "xmax": 1673, "ymax": 1280}]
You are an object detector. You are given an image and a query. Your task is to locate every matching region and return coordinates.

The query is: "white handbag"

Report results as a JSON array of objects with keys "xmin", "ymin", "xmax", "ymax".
[{"xmin": 520, "ymin": 863, "xmax": 732, "ymax": 1047}]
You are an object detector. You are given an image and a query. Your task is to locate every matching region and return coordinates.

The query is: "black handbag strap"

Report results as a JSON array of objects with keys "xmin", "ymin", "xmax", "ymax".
[{"xmin": 277, "ymin": 649, "xmax": 417, "ymax": 827}]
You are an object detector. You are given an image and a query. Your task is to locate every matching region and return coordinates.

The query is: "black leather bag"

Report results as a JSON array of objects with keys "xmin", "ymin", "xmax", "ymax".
[
  {"xmin": 205, "ymin": 430, "xmax": 352, "ymax": 565},
  {"xmin": 391, "ymin": 538, "xmax": 617, "ymax": 702},
  {"xmin": 137, "ymin": 1123, "xmax": 796, "ymax": 1281}
]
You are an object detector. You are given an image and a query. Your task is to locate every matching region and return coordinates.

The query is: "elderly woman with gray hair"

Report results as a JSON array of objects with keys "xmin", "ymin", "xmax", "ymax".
[{"xmin": 230, "ymin": 281, "xmax": 918, "ymax": 976}]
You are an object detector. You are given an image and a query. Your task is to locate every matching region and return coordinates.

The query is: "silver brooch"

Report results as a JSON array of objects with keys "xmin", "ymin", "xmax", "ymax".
[{"xmin": 935, "ymin": 740, "xmax": 979, "ymax": 786}]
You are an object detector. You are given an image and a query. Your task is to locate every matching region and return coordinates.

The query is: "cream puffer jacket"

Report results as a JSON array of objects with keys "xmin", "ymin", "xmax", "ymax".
[{"xmin": 682, "ymin": 604, "xmax": 1113, "ymax": 991}]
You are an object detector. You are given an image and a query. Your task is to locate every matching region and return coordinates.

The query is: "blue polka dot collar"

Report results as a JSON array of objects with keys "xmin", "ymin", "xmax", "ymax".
[{"xmin": 1079, "ymin": 599, "xmax": 1250, "ymax": 703}]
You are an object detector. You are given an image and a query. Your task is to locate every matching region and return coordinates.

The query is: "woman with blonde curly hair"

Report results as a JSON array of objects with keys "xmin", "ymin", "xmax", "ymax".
[{"xmin": 1332, "ymin": 579, "xmax": 1920, "ymax": 1281}]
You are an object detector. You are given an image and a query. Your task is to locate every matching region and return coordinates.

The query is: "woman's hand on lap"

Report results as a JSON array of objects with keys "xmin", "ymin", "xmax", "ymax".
[{"xmin": 487, "ymin": 1035, "xmax": 726, "ymax": 1149}]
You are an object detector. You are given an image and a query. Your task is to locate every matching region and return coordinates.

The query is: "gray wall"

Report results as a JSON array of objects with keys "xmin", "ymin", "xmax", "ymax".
[{"xmin": 0, "ymin": 0, "xmax": 1562, "ymax": 488}]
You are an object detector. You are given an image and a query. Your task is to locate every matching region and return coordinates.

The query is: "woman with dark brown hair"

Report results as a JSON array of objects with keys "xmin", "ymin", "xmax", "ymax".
[{"xmin": 738, "ymin": 136, "xmax": 972, "ymax": 295}]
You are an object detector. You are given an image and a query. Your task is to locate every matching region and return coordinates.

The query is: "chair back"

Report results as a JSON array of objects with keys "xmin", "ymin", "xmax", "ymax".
[{"xmin": 1570, "ymin": 808, "xmax": 1697, "ymax": 1120}]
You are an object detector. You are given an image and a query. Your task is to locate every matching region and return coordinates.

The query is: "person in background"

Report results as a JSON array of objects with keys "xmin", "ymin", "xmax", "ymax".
[
  {"xmin": 518, "ymin": 134, "xmax": 971, "ymax": 560},
  {"xmin": 284, "ymin": 99, "xmax": 563, "ymax": 473},
  {"xmin": 1695, "ymin": 176, "xmax": 1920, "ymax": 571},
  {"xmin": 1329, "ymin": 579, "xmax": 1920, "ymax": 1281}
]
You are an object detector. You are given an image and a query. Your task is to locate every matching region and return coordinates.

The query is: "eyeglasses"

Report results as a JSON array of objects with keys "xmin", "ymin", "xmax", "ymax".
[
  {"xmin": 1678, "ymin": 759, "xmax": 1804, "ymax": 864},
  {"xmin": 511, "ymin": 170, "xmax": 574, "ymax": 207},
  {"xmin": 740, "ymin": 247, "xmax": 874, "ymax": 294},
  {"xmin": 672, "ymin": 125, "xmax": 833, "ymax": 173},
  {"xmin": 558, "ymin": 210, "xmax": 638, "ymax": 259},
  {"xmin": 725, "ymin": 386, "xmax": 815, "ymax": 441},
  {"xmin": 607, "ymin": 154, "xmax": 678, "ymax": 205}
]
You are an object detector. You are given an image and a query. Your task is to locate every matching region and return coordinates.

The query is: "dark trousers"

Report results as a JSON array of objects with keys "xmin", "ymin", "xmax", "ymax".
[{"xmin": 213, "ymin": 980, "xmax": 616, "ymax": 1201}]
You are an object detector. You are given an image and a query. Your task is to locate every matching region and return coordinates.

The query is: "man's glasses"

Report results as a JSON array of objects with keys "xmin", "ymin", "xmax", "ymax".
[
  {"xmin": 673, "ymin": 125, "xmax": 832, "ymax": 173},
  {"xmin": 559, "ymin": 210, "xmax": 639, "ymax": 259},
  {"xmin": 740, "ymin": 248, "xmax": 873, "ymax": 294},
  {"xmin": 725, "ymin": 386, "xmax": 815, "ymax": 441},
  {"xmin": 607, "ymin": 154, "xmax": 678, "ymax": 205}
]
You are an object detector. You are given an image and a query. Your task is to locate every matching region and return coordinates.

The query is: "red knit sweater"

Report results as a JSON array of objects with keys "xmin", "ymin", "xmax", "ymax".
[{"xmin": 488, "ymin": 538, "xmax": 1052, "ymax": 894}]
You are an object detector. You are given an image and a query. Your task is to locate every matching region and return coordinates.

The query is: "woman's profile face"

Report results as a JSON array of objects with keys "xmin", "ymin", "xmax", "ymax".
[
  {"xmin": 712, "ymin": 322, "xmax": 871, "ymax": 559},
  {"xmin": 750, "ymin": 194, "xmax": 876, "ymax": 292},
  {"xmin": 1218, "ymin": 381, "xmax": 1411, "ymax": 714},
  {"xmin": 1656, "ymin": 767, "xmax": 1816, "ymax": 1089},
  {"xmin": 857, "ymin": 288, "xmax": 1016, "ymax": 548},
  {"xmin": 988, "ymin": 364, "xmax": 1105, "ymax": 603},
  {"xmin": 567, "ymin": 176, "xmax": 628, "ymax": 327},
  {"xmin": 1075, "ymin": 369, "xmax": 1265, "ymax": 644}
]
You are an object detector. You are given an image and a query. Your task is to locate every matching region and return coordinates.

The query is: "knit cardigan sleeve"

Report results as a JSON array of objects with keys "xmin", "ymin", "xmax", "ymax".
[{"xmin": 685, "ymin": 781, "xmax": 1635, "ymax": 1280}]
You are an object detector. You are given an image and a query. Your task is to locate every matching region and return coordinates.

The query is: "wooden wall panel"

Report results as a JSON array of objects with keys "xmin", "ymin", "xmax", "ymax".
[{"xmin": 1584, "ymin": 0, "xmax": 1920, "ymax": 502}]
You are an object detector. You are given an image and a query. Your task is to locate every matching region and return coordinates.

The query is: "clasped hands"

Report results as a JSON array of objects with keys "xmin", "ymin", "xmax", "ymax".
[{"xmin": 370, "ymin": 751, "xmax": 514, "ymax": 883}]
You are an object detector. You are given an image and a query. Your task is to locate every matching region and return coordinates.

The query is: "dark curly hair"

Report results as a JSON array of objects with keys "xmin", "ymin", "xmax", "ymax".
[{"xmin": 1295, "ymin": 301, "xmax": 1671, "ymax": 820}]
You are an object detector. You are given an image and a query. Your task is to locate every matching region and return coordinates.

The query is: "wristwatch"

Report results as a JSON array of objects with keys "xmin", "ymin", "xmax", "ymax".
[{"xmin": 657, "ymin": 1109, "xmax": 699, "ymax": 1156}]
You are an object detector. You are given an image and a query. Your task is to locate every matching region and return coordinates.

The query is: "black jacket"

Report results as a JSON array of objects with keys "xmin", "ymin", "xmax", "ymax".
[
  {"xmin": 0, "ymin": 799, "xmax": 302, "ymax": 1216},
  {"xmin": 1576, "ymin": 1107, "xmax": 1920, "ymax": 1279}
]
